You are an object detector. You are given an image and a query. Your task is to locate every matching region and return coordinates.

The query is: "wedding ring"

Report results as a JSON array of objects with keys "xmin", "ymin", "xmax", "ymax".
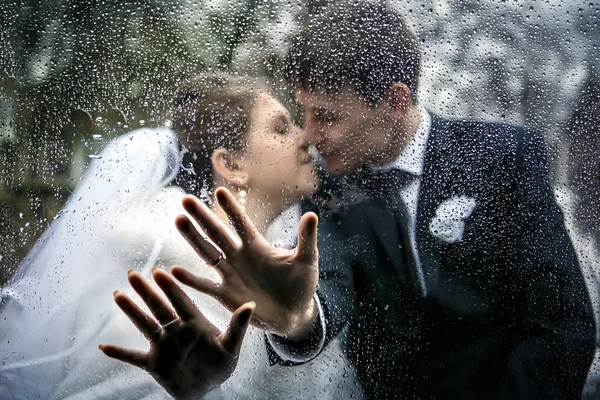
[
  {"xmin": 161, "ymin": 317, "xmax": 181, "ymax": 329},
  {"xmin": 149, "ymin": 328, "xmax": 162, "ymax": 342},
  {"xmin": 210, "ymin": 252, "xmax": 224, "ymax": 268},
  {"xmin": 148, "ymin": 317, "xmax": 180, "ymax": 342}
]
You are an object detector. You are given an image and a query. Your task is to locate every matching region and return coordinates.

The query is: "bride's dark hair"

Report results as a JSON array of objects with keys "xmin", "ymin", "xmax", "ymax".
[{"xmin": 170, "ymin": 73, "xmax": 266, "ymax": 197}]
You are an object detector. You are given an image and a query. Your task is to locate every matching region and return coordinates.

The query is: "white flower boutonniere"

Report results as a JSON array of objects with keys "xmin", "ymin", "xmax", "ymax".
[{"xmin": 429, "ymin": 195, "xmax": 477, "ymax": 243}]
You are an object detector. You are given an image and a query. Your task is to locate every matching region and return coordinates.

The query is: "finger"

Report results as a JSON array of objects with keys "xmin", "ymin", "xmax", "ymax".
[
  {"xmin": 152, "ymin": 268, "xmax": 203, "ymax": 323},
  {"xmin": 220, "ymin": 301, "xmax": 256, "ymax": 354},
  {"xmin": 295, "ymin": 212, "xmax": 319, "ymax": 265},
  {"xmin": 175, "ymin": 215, "xmax": 224, "ymax": 267},
  {"xmin": 99, "ymin": 344, "xmax": 149, "ymax": 370},
  {"xmin": 172, "ymin": 266, "xmax": 242, "ymax": 321},
  {"xmin": 181, "ymin": 194, "xmax": 237, "ymax": 254},
  {"xmin": 171, "ymin": 265, "xmax": 223, "ymax": 298},
  {"xmin": 215, "ymin": 187, "xmax": 260, "ymax": 244},
  {"xmin": 128, "ymin": 270, "xmax": 178, "ymax": 325},
  {"xmin": 113, "ymin": 291, "xmax": 161, "ymax": 339}
]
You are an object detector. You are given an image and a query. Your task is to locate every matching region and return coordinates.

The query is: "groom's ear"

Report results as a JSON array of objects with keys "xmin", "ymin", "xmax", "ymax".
[
  {"xmin": 211, "ymin": 148, "xmax": 250, "ymax": 187},
  {"xmin": 387, "ymin": 82, "xmax": 413, "ymax": 113}
]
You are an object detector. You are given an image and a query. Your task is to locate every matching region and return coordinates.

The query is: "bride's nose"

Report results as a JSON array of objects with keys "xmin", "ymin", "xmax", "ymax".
[{"xmin": 291, "ymin": 124, "xmax": 304, "ymax": 142}]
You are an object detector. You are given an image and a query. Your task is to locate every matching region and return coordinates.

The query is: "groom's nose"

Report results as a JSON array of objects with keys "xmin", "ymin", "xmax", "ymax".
[{"xmin": 299, "ymin": 113, "xmax": 321, "ymax": 148}]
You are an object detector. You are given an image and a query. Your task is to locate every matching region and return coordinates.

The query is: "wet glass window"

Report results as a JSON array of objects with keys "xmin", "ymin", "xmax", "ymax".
[{"xmin": 1, "ymin": 1, "xmax": 599, "ymax": 399}]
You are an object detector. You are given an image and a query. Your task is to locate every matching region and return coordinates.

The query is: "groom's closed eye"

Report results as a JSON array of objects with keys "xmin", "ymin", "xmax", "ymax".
[{"xmin": 313, "ymin": 108, "xmax": 344, "ymax": 124}]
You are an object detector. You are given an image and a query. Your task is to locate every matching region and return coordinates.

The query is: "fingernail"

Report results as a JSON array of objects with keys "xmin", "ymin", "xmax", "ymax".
[
  {"xmin": 178, "ymin": 219, "xmax": 190, "ymax": 231},
  {"xmin": 250, "ymin": 301, "xmax": 256, "ymax": 308},
  {"xmin": 127, "ymin": 269, "xmax": 134, "ymax": 275},
  {"xmin": 113, "ymin": 290, "xmax": 119, "ymax": 297},
  {"xmin": 152, "ymin": 266, "xmax": 159, "ymax": 272},
  {"xmin": 98, "ymin": 344, "xmax": 105, "ymax": 351}
]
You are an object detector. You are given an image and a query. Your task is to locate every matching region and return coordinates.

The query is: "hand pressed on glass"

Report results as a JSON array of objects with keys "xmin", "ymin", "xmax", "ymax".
[
  {"xmin": 173, "ymin": 187, "xmax": 319, "ymax": 340},
  {"xmin": 99, "ymin": 268, "xmax": 255, "ymax": 400}
]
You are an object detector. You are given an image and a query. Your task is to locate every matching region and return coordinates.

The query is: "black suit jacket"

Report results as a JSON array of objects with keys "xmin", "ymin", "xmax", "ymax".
[{"xmin": 269, "ymin": 115, "xmax": 595, "ymax": 399}]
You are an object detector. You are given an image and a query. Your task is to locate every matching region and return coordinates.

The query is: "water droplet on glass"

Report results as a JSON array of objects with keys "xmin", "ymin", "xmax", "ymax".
[{"xmin": 89, "ymin": 154, "xmax": 102, "ymax": 159}]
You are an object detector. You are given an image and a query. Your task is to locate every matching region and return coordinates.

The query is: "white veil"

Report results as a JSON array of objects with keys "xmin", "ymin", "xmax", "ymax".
[
  {"xmin": 0, "ymin": 127, "xmax": 181, "ymax": 399},
  {"xmin": 0, "ymin": 126, "xmax": 364, "ymax": 400}
]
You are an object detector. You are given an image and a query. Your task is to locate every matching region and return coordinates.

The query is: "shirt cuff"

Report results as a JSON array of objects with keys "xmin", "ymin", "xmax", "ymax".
[{"xmin": 266, "ymin": 294, "xmax": 326, "ymax": 363}]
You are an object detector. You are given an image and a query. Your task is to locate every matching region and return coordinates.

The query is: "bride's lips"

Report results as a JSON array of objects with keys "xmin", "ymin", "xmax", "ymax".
[
  {"xmin": 299, "ymin": 154, "xmax": 314, "ymax": 165},
  {"xmin": 298, "ymin": 145, "xmax": 319, "ymax": 166}
]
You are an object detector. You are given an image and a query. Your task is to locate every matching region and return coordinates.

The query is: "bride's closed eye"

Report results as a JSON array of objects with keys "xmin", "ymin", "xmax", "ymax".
[{"xmin": 273, "ymin": 115, "xmax": 290, "ymax": 135}]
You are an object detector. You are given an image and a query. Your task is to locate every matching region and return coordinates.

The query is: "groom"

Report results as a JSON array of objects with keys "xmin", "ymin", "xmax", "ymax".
[{"xmin": 175, "ymin": 1, "xmax": 595, "ymax": 398}]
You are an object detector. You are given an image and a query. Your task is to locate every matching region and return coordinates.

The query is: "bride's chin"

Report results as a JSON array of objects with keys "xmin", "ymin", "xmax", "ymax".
[
  {"xmin": 295, "ymin": 182, "xmax": 318, "ymax": 200},
  {"xmin": 279, "ymin": 183, "xmax": 314, "ymax": 204}
]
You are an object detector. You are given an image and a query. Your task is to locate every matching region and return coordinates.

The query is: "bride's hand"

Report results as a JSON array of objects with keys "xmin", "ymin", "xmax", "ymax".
[
  {"xmin": 173, "ymin": 187, "xmax": 319, "ymax": 339},
  {"xmin": 99, "ymin": 269, "xmax": 255, "ymax": 400}
]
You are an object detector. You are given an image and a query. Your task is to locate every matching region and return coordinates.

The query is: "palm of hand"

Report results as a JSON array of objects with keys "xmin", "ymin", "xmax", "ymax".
[
  {"xmin": 174, "ymin": 188, "xmax": 319, "ymax": 336},
  {"xmin": 148, "ymin": 324, "xmax": 236, "ymax": 399},
  {"xmin": 223, "ymin": 240, "xmax": 317, "ymax": 333},
  {"xmin": 100, "ymin": 269, "xmax": 255, "ymax": 400}
]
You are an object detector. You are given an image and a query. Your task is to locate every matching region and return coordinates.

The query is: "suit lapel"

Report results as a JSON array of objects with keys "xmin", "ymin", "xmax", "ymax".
[
  {"xmin": 362, "ymin": 194, "xmax": 425, "ymax": 299},
  {"xmin": 416, "ymin": 115, "xmax": 455, "ymax": 292}
]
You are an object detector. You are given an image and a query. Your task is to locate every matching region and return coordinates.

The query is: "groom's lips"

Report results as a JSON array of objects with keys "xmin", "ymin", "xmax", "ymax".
[
  {"xmin": 299, "ymin": 145, "xmax": 319, "ymax": 165},
  {"xmin": 315, "ymin": 142, "xmax": 337, "ymax": 158},
  {"xmin": 318, "ymin": 150, "xmax": 336, "ymax": 160}
]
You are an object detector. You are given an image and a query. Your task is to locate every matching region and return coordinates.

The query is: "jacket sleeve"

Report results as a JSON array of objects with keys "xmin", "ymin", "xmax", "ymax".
[{"xmin": 501, "ymin": 128, "xmax": 595, "ymax": 398}]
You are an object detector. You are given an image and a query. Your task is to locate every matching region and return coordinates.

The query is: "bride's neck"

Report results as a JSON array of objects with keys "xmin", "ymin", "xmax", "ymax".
[{"xmin": 209, "ymin": 190, "xmax": 283, "ymax": 237}]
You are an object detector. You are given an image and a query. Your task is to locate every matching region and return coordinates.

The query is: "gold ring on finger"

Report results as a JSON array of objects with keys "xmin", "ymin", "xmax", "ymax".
[
  {"xmin": 161, "ymin": 316, "xmax": 181, "ymax": 329},
  {"xmin": 210, "ymin": 252, "xmax": 224, "ymax": 268}
]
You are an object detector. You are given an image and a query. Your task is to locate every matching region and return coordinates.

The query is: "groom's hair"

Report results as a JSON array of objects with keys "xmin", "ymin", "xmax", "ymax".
[{"xmin": 284, "ymin": 0, "xmax": 421, "ymax": 106}]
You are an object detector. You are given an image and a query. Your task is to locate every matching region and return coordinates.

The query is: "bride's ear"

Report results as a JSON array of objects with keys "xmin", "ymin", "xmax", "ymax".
[{"xmin": 211, "ymin": 148, "xmax": 250, "ymax": 187}]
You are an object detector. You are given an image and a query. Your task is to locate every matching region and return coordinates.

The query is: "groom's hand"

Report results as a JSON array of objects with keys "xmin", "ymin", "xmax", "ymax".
[{"xmin": 173, "ymin": 187, "xmax": 319, "ymax": 339}]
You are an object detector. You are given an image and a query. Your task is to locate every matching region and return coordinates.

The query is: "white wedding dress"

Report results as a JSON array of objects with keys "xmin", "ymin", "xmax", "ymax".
[{"xmin": 0, "ymin": 128, "xmax": 361, "ymax": 399}]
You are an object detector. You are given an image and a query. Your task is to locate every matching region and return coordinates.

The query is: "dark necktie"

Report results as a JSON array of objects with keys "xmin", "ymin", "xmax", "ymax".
[
  {"xmin": 376, "ymin": 168, "xmax": 415, "ymax": 201},
  {"xmin": 357, "ymin": 167, "xmax": 416, "ymax": 208},
  {"xmin": 361, "ymin": 167, "xmax": 424, "ymax": 292},
  {"xmin": 370, "ymin": 168, "xmax": 415, "ymax": 235}
]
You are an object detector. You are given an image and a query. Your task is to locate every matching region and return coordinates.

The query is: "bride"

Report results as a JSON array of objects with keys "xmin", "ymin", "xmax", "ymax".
[{"xmin": 0, "ymin": 74, "xmax": 361, "ymax": 399}]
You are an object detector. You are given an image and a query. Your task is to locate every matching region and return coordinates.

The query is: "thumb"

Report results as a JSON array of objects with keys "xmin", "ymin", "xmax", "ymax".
[
  {"xmin": 221, "ymin": 301, "xmax": 256, "ymax": 354},
  {"xmin": 296, "ymin": 212, "xmax": 319, "ymax": 265}
]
